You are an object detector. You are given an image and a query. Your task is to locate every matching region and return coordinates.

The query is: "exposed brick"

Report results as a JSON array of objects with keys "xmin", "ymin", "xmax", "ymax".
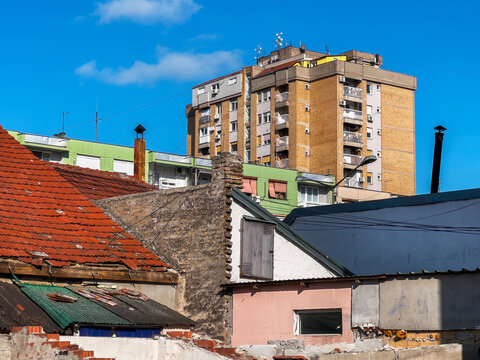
[{"xmin": 195, "ymin": 339, "xmax": 217, "ymax": 350}]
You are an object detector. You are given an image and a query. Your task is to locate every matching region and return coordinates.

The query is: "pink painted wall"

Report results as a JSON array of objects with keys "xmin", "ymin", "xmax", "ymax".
[{"xmin": 231, "ymin": 282, "xmax": 353, "ymax": 346}]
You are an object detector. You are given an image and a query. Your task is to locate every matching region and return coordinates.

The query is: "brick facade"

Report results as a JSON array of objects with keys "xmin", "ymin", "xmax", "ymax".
[{"xmin": 96, "ymin": 153, "xmax": 243, "ymax": 342}]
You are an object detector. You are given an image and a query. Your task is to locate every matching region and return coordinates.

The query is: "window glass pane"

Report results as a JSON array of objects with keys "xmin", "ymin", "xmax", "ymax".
[{"xmin": 297, "ymin": 310, "xmax": 342, "ymax": 335}]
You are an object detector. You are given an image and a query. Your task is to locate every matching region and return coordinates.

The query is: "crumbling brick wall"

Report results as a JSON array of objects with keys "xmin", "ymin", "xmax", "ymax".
[{"xmin": 96, "ymin": 153, "xmax": 243, "ymax": 342}]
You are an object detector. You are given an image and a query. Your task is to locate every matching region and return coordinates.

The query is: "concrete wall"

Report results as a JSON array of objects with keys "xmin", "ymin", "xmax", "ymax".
[
  {"xmin": 230, "ymin": 201, "xmax": 335, "ymax": 283},
  {"xmin": 60, "ymin": 336, "xmax": 228, "ymax": 360},
  {"xmin": 231, "ymin": 282, "xmax": 353, "ymax": 346},
  {"xmin": 290, "ymin": 197, "xmax": 480, "ymax": 275},
  {"xmin": 352, "ymin": 272, "xmax": 480, "ymax": 331}
]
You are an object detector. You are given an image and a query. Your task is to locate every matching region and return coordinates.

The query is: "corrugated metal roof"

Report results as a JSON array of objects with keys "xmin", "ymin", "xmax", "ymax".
[
  {"xmin": 0, "ymin": 282, "xmax": 61, "ymax": 332},
  {"xmin": 21, "ymin": 284, "xmax": 129, "ymax": 329}
]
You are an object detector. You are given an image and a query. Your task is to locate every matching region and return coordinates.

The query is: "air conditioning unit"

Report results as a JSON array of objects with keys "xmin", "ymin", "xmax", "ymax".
[
  {"xmin": 339, "ymin": 100, "xmax": 346, "ymax": 107},
  {"xmin": 305, "ymin": 127, "xmax": 310, "ymax": 134},
  {"xmin": 215, "ymin": 135, "xmax": 221, "ymax": 141},
  {"xmin": 212, "ymin": 89, "xmax": 219, "ymax": 95},
  {"xmin": 208, "ymin": 126, "xmax": 214, "ymax": 133},
  {"xmin": 359, "ymin": 177, "xmax": 365, "ymax": 183},
  {"xmin": 176, "ymin": 167, "xmax": 186, "ymax": 175},
  {"xmin": 367, "ymin": 115, "xmax": 373, "ymax": 122},
  {"xmin": 339, "ymin": 76, "xmax": 346, "ymax": 83},
  {"xmin": 370, "ymin": 57, "xmax": 376, "ymax": 64},
  {"xmin": 214, "ymin": 114, "xmax": 220, "ymax": 120}
]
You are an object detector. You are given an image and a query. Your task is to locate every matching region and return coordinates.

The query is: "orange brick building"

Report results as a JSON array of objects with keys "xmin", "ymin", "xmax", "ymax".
[{"xmin": 187, "ymin": 46, "xmax": 416, "ymax": 197}]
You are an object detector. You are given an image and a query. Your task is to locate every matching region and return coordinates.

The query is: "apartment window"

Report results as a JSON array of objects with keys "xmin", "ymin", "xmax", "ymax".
[
  {"xmin": 367, "ymin": 127, "xmax": 373, "ymax": 139},
  {"xmin": 263, "ymin": 155, "xmax": 271, "ymax": 166},
  {"xmin": 294, "ymin": 310, "xmax": 342, "ymax": 335},
  {"xmin": 257, "ymin": 114, "xmax": 262, "ymax": 125},
  {"xmin": 299, "ymin": 185, "xmax": 320, "ymax": 206},
  {"xmin": 263, "ymin": 133, "xmax": 271, "ymax": 145},
  {"xmin": 246, "ymin": 125, "xmax": 251, "ymax": 142},
  {"xmin": 76, "ymin": 154, "xmax": 101, "ymax": 170},
  {"xmin": 242, "ymin": 177, "xmax": 257, "ymax": 196},
  {"xmin": 231, "ymin": 121, "xmax": 238, "ymax": 132},
  {"xmin": 197, "ymin": 87, "xmax": 205, "ymax": 95},
  {"xmin": 216, "ymin": 145, "xmax": 221, "ymax": 154},
  {"xmin": 256, "ymin": 157, "xmax": 261, "ymax": 165},
  {"xmin": 366, "ymin": 83, "xmax": 372, "ymax": 94},
  {"xmin": 216, "ymin": 104, "xmax": 222, "ymax": 114},
  {"xmin": 271, "ymin": 54, "xmax": 279, "ymax": 63},
  {"xmin": 265, "ymin": 112, "xmax": 271, "ymax": 123},
  {"xmin": 113, "ymin": 159, "xmax": 134, "ymax": 176},
  {"xmin": 367, "ymin": 105, "xmax": 372, "ymax": 116},
  {"xmin": 230, "ymin": 99, "xmax": 238, "ymax": 111},
  {"xmin": 263, "ymin": 90, "xmax": 271, "ymax": 102},
  {"xmin": 268, "ymin": 180, "xmax": 287, "ymax": 200},
  {"xmin": 240, "ymin": 218, "xmax": 274, "ymax": 280},
  {"xmin": 367, "ymin": 172, "xmax": 373, "ymax": 184},
  {"xmin": 200, "ymin": 127, "xmax": 209, "ymax": 136},
  {"xmin": 212, "ymin": 83, "xmax": 220, "ymax": 93},
  {"xmin": 257, "ymin": 136, "xmax": 262, "ymax": 147},
  {"xmin": 228, "ymin": 77, "xmax": 237, "ymax": 85},
  {"xmin": 231, "ymin": 142, "xmax": 238, "ymax": 152},
  {"xmin": 245, "ymin": 148, "xmax": 251, "ymax": 162},
  {"xmin": 32, "ymin": 151, "xmax": 52, "ymax": 162}
]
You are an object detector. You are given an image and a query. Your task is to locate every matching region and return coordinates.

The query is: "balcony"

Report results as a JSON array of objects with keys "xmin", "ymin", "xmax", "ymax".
[
  {"xmin": 275, "ymin": 159, "xmax": 289, "ymax": 169},
  {"xmin": 343, "ymin": 108, "xmax": 363, "ymax": 121},
  {"xmin": 199, "ymin": 115, "xmax": 210, "ymax": 125},
  {"xmin": 343, "ymin": 153, "xmax": 363, "ymax": 167},
  {"xmin": 276, "ymin": 136, "xmax": 289, "ymax": 152},
  {"xmin": 275, "ymin": 92, "xmax": 289, "ymax": 108},
  {"xmin": 343, "ymin": 131, "xmax": 363, "ymax": 147},
  {"xmin": 343, "ymin": 86, "xmax": 363, "ymax": 100},
  {"xmin": 199, "ymin": 135, "xmax": 210, "ymax": 149},
  {"xmin": 276, "ymin": 114, "xmax": 289, "ymax": 129},
  {"xmin": 344, "ymin": 176, "xmax": 364, "ymax": 188}
]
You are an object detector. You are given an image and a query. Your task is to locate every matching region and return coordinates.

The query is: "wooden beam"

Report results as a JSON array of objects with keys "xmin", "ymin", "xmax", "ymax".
[{"xmin": 0, "ymin": 261, "xmax": 178, "ymax": 284}]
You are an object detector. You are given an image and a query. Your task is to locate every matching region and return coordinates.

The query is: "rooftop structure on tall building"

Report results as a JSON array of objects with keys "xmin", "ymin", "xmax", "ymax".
[{"xmin": 186, "ymin": 45, "xmax": 416, "ymax": 198}]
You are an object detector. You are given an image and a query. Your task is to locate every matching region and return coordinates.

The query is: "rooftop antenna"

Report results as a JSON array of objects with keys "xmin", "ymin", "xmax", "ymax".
[
  {"xmin": 325, "ymin": 44, "xmax": 330, "ymax": 55},
  {"xmin": 62, "ymin": 112, "xmax": 69, "ymax": 134},
  {"xmin": 95, "ymin": 96, "xmax": 99, "ymax": 142},
  {"xmin": 254, "ymin": 45, "xmax": 262, "ymax": 62},
  {"xmin": 275, "ymin": 32, "xmax": 283, "ymax": 49}
]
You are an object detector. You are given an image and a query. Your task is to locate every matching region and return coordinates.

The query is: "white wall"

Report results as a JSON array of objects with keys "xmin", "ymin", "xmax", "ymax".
[
  {"xmin": 60, "ymin": 336, "xmax": 228, "ymax": 360},
  {"xmin": 230, "ymin": 201, "xmax": 335, "ymax": 283}
]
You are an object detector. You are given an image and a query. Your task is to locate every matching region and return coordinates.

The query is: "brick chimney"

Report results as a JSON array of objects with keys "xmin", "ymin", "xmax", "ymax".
[
  {"xmin": 211, "ymin": 153, "xmax": 243, "ymax": 191},
  {"xmin": 133, "ymin": 124, "xmax": 146, "ymax": 182}
]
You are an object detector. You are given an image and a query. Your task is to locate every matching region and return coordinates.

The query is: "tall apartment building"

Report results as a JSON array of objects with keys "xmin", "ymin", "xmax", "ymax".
[{"xmin": 186, "ymin": 46, "xmax": 416, "ymax": 196}]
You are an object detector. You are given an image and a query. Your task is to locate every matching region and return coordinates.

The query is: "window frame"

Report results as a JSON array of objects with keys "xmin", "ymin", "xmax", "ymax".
[
  {"xmin": 230, "ymin": 121, "xmax": 238, "ymax": 132},
  {"xmin": 228, "ymin": 77, "xmax": 237, "ymax": 85},
  {"xmin": 230, "ymin": 99, "xmax": 238, "ymax": 111},
  {"xmin": 294, "ymin": 309, "xmax": 343, "ymax": 336}
]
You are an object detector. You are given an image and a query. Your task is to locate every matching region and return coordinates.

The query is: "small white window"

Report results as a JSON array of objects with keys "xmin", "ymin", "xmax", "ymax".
[
  {"xmin": 257, "ymin": 114, "xmax": 262, "ymax": 125},
  {"xmin": 113, "ymin": 159, "xmax": 134, "ymax": 176},
  {"xmin": 377, "ymin": 173, "xmax": 382, "ymax": 180},
  {"xmin": 366, "ymin": 83, "xmax": 372, "ymax": 94},
  {"xmin": 76, "ymin": 155, "xmax": 100, "ymax": 170},
  {"xmin": 197, "ymin": 87, "xmax": 205, "ymax": 95},
  {"xmin": 231, "ymin": 121, "xmax": 238, "ymax": 132},
  {"xmin": 305, "ymin": 105, "xmax": 310, "ymax": 112},
  {"xmin": 212, "ymin": 83, "xmax": 220, "ymax": 93},
  {"xmin": 200, "ymin": 127, "xmax": 209, "ymax": 136},
  {"xmin": 367, "ymin": 127, "xmax": 373, "ymax": 139},
  {"xmin": 265, "ymin": 112, "xmax": 271, "ymax": 123},
  {"xmin": 228, "ymin": 77, "xmax": 237, "ymax": 85},
  {"xmin": 216, "ymin": 104, "xmax": 222, "ymax": 114},
  {"xmin": 230, "ymin": 99, "xmax": 238, "ymax": 111},
  {"xmin": 271, "ymin": 54, "xmax": 279, "ymax": 63},
  {"xmin": 367, "ymin": 105, "xmax": 372, "ymax": 116}
]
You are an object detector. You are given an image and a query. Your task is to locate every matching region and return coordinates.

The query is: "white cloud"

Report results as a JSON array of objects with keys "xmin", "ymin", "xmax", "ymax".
[
  {"xmin": 189, "ymin": 33, "xmax": 218, "ymax": 41},
  {"xmin": 75, "ymin": 47, "xmax": 242, "ymax": 86},
  {"xmin": 93, "ymin": 0, "xmax": 201, "ymax": 25}
]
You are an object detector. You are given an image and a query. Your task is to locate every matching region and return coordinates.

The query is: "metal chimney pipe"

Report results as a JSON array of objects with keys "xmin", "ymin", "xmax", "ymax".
[
  {"xmin": 430, "ymin": 125, "xmax": 446, "ymax": 194},
  {"xmin": 134, "ymin": 124, "xmax": 146, "ymax": 182}
]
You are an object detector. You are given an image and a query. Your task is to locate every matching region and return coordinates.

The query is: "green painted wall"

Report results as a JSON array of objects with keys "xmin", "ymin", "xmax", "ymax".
[{"xmin": 8, "ymin": 130, "xmax": 333, "ymax": 216}]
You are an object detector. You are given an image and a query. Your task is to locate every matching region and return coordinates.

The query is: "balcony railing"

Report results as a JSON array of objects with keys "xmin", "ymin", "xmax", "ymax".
[
  {"xmin": 344, "ymin": 176, "xmax": 364, "ymax": 188},
  {"xmin": 199, "ymin": 115, "xmax": 210, "ymax": 125},
  {"xmin": 275, "ymin": 159, "xmax": 289, "ymax": 168},
  {"xmin": 275, "ymin": 92, "xmax": 289, "ymax": 102},
  {"xmin": 276, "ymin": 114, "xmax": 289, "ymax": 127},
  {"xmin": 343, "ymin": 153, "xmax": 363, "ymax": 166},
  {"xmin": 276, "ymin": 136, "xmax": 289, "ymax": 151},
  {"xmin": 199, "ymin": 135, "xmax": 210, "ymax": 144},
  {"xmin": 343, "ymin": 108, "xmax": 363, "ymax": 121},
  {"xmin": 343, "ymin": 131, "xmax": 363, "ymax": 144},
  {"xmin": 343, "ymin": 86, "xmax": 363, "ymax": 98}
]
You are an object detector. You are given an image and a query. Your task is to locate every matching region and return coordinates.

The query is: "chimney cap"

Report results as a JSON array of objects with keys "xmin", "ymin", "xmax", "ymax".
[
  {"xmin": 434, "ymin": 125, "xmax": 446, "ymax": 132},
  {"xmin": 135, "ymin": 124, "xmax": 146, "ymax": 138}
]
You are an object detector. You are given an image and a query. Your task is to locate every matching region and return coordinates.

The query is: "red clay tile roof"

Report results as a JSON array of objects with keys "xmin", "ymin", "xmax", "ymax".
[
  {"xmin": 254, "ymin": 59, "xmax": 299, "ymax": 78},
  {"xmin": 49, "ymin": 163, "xmax": 156, "ymax": 200},
  {"xmin": 0, "ymin": 127, "xmax": 170, "ymax": 270}
]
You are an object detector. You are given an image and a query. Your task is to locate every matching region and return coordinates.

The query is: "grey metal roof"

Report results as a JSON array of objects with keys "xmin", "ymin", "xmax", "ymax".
[
  {"xmin": 284, "ymin": 188, "xmax": 480, "ymax": 225},
  {"xmin": 232, "ymin": 188, "xmax": 353, "ymax": 277},
  {"xmin": 223, "ymin": 268, "xmax": 480, "ymax": 288},
  {"xmin": 80, "ymin": 289, "xmax": 195, "ymax": 327},
  {"xmin": 0, "ymin": 282, "xmax": 61, "ymax": 333}
]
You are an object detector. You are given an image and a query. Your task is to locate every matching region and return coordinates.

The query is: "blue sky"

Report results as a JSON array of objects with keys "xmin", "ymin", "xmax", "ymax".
[{"xmin": 0, "ymin": 0, "xmax": 478, "ymax": 194}]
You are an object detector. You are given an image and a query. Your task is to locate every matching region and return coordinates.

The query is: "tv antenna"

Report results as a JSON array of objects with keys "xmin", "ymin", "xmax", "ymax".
[
  {"xmin": 254, "ymin": 45, "xmax": 263, "ymax": 60},
  {"xmin": 62, "ymin": 112, "xmax": 69, "ymax": 134},
  {"xmin": 275, "ymin": 32, "xmax": 283, "ymax": 49}
]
